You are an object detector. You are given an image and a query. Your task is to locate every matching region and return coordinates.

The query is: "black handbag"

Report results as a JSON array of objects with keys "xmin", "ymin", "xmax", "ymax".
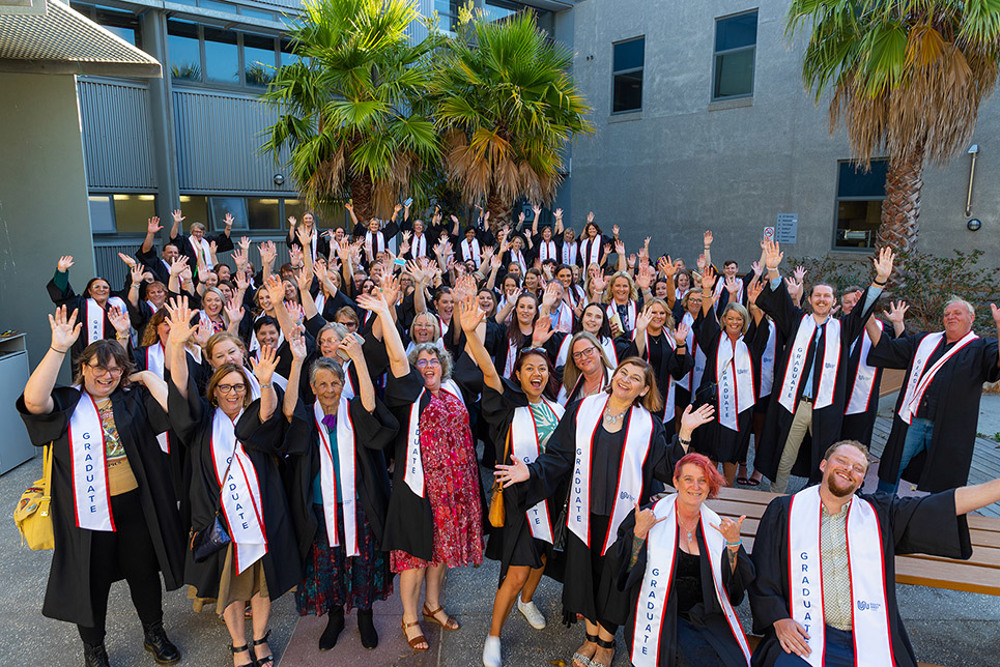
[
  {"xmin": 189, "ymin": 445, "xmax": 237, "ymax": 563},
  {"xmin": 693, "ymin": 381, "xmax": 718, "ymax": 409},
  {"xmin": 551, "ymin": 493, "xmax": 570, "ymax": 553}
]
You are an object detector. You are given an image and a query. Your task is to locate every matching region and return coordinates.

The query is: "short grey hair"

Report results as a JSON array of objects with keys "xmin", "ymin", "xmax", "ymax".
[
  {"xmin": 407, "ymin": 342, "xmax": 453, "ymax": 380},
  {"xmin": 945, "ymin": 295, "xmax": 975, "ymax": 319},
  {"xmin": 317, "ymin": 322, "xmax": 349, "ymax": 345},
  {"xmin": 309, "ymin": 355, "xmax": 345, "ymax": 384}
]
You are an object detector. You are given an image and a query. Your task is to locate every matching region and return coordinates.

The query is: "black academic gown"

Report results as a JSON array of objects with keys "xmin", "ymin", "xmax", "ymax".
[
  {"xmin": 166, "ymin": 378, "xmax": 301, "ymax": 601},
  {"xmin": 693, "ymin": 314, "xmax": 771, "ymax": 464},
  {"xmin": 839, "ymin": 321, "xmax": 897, "ymax": 447},
  {"xmin": 755, "ymin": 280, "xmax": 877, "ymax": 483},
  {"xmin": 518, "ymin": 401, "xmax": 687, "ymax": 625},
  {"xmin": 46, "ymin": 277, "xmax": 130, "ymax": 361},
  {"xmin": 16, "ymin": 387, "xmax": 185, "ymax": 627},
  {"xmin": 282, "ymin": 397, "xmax": 399, "ymax": 563},
  {"xmin": 625, "ymin": 330, "xmax": 694, "ymax": 427},
  {"xmin": 615, "ymin": 509, "xmax": 754, "ymax": 667},
  {"xmin": 169, "ymin": 231, "xmax": 234, "ymax": 271},
  {"xmin": 867, "ymin": 332, "xmax": 1000, "ymax": 492},
  {"xmin": 286, "ymin": 227, "xmax": 331, "ymax": 262},
  {"xmin": 748, "ymin": 489, "xmax": 972, "ymax": 667}
]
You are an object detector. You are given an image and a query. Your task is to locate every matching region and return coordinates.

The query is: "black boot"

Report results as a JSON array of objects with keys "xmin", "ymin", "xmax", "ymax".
[
  {"xmin": 358, "ymin": 609, "xmax": 378, "ymax": 649},
  {"xmin": 142, "ymin": 621, "xmax": 181, "ymax": 665},
  {"xmin": 83, "ymin": 642, "xmax": 110, "ymax": 667},
  {"xmin": 318, "ymin": 605, "xmax": 345, "ymax": 651}
]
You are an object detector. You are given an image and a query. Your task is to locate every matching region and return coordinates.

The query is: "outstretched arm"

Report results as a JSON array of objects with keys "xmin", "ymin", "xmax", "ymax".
[
  {"xmin": 458, "ymin": 293, "xmax": 501, "ymax": 394},
  {"xmin": 357, "ymin": 290, "xmax": 409, "ymax": 378},
  {"xmin": 23, "ymin": 306, "xmax": 82, "ymax": 415}
]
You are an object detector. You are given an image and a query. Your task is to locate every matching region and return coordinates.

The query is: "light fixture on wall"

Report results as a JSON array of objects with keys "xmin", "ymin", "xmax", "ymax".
[
  {"xmin": 967, "ymin": 218, "xmax": 982, "ymax": 232},
  {"xmin": 273, "ymin": 173, "xmax": 285, "ymax": 186},
  {"xmin": 965, "ymin": 144, "xmax": 979, "ymax": 216}
]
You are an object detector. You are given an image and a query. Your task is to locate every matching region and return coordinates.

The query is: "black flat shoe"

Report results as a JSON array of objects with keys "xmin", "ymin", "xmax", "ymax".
[
  {"xmin": 358, "ymin": 609, "xmax": 378, "ymax": 650},
  {"xmin": 143, "ymin": 621, "xmax": 181, "ymax": 665},
  {"xmin": 83, "ymin": 642, "xmax": 110, "ymax": 667},
  {"xmin": 318, "ymin": 606, "xmax": 345, "ymax": 651}
]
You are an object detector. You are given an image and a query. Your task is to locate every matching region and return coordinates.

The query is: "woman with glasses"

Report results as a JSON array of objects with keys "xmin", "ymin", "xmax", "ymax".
[
  {"xmin": 356, "ymin": 284, "xmax": 483, "ymax": 653},
  {"xmin": 496, "ymin": 358, "xmax": 709, "ymax": 667},
  {"xmin": 554, "ymin": 303, "xmax": 622, "ymax": 370},
  {"xmin": 673, "ymin": 288, "xmax": 708, "ymax": 413},
  {"xmin": 458, "ymin": 295, "xmax": 561, "ymax": 667},
  {"xmin": 19, "ymin": 306, "xmax": 184, "ymax": 667},
  {"xmin": 558, "ymin": 332, "xmax": 614, "ymax": 405},
  {"xmin": 164, "ymin": 298, "xmax": 301, "ymax": 667}
]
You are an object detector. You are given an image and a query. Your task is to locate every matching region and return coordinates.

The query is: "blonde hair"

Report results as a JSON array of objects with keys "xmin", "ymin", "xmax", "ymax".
[
  {"xmin": 720, "ymin": 302, "xmax": 750, "ymax": 335},
  {"xmin": 562, "ymin": 332, "xmax": 612, "ymax": 394},
  {"xmin": 603, "ymin": 271, "xmax": 638, "ymax": 304}
]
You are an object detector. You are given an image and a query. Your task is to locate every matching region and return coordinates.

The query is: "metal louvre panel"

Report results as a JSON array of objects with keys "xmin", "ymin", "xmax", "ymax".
[
  {"xmin": 78, "ymin": 79, "xmax": 156, "ymax": 190},
  {"xmin": 173, "ymin": 87, "xmax": 294, "ymax": 193}
]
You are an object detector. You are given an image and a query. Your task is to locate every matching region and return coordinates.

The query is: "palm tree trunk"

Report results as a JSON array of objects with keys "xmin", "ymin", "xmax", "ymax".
[
  {"xmin": 876, "ymin": 146, "xmax": 924, "ymax": 255},
  {"xmin": 485, "ymin": 188, "xmax": 512, "ymax": 235},
  {"xmin": 350, "ymin": 171, "xmax": 375, "ymax": 222}
]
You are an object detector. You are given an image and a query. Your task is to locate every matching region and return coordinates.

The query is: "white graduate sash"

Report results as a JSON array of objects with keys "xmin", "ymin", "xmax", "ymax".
[
  {"xmin": 403, "ymin": 378, "xmax": 462, "ymax": 497},
  {"xmin": 314, "ymin": 292, "xmax": 326, "ymax": 316},
  {"xmin": 897, "ymin": 330, "xmax": 977, "ymax": 425},
  {"xmin": 68, "ymin": 390, "xmax": 115, "ymax": 532},
  {"xmin": 248, "ymin": 316, "xmax": 285, "ymax": 354},
  {"xmin": 716, "ymin": 335, "xmax": 756, "ymax": 431},
  {"xmin": 582, "ymin": 237, "xmax": 601, "ymax": 266},
  {"xmin": 461, "ymin": 238, "xmax": 481, "ymax": 267},
  {"xmin": 846, "ymin": 321, "xmax": 882, "ymax": 415},
  {"xmin": 503, "ymin": 338, "xmax": 520, "ymax": 378},
  {"xmin": 759, "ymin": 319, "xmax": 777, "ymax": 398},
  {"xmin": 539, "ymin": 239, "xmax": 557, "ymax": 263},
  {"xmin": 411, "ymin": 233, "xmax": 427, "ymax": 258},
  {"xmin": 557, "ymin": 367, "xmax": 611, "ymax": 406},
  {"xmin": 674, "ymin": 312, "xmax": 706, "ymax": 395},
  {"xmin": 313, "ymin": 400, "xmax": 359, "ymax": 557},
  {"xmin": 364, "ymin": 230, "xmax": 385, "ymax": 259},
  {"xmin": 777, "ymin": 316, "xmax": 841, "ymax": 413},
  {"xmin": 552, "ymin": 302, "xmax": 573, "ymax": 333},
  {"xmin": 144, "ymin": 344, "xmax": 171, "ymax": 453},
  {"xmin": 437, "ymin": 315, "xmax": 450, "ymax": 337},
  {"xmin": 631, "ymin": 495, "xmax": 751, "ymax": 667},
  {"xmin": 189, "ymin": 235, "xmax": 213, "ymax": 269},
  {"xmin": 510, "ymin": 399, "xmax": 565, "ymax": 542},
  {"xmin": 569, "ymin": 394, "xmax": 653, "ymax": 555},
  {"xmin": 272, "ymin": 373, "xmax": 289, "ymax": 392},
  {"xmin": 788, "ymin": 487, "xmax": 893, "ymax": 667},
  {"xmin": 602, "ymin": 335, "xmax": 620, "ymax": 367},
  {"xmin": 341, "ymin": 359, "xmax": 357, "ymax": 400},
  {"xmin": 607, "ymin": 300, "xmax": 637, "ymax": 333},
  {"xmin": 211, "ymin": 408, "xmax": 267, "ymax": 574},
  {"xmin": 86, "ymin": 296, "xmax": 128, "ymax": 345},
  {"xmin": 713, "ymin": 276, "xmax": 744, "ymax": 304},
  {"xmin": 639, "ymin": 330, "xmax": 677, "ymax": 421},
  {"xmin": 246, "ymin": 371, "xmax": 262, "ymax": 401},
  {"xmin": 511, "ymin": 250, "xmax": 527, "ymax": 276},
  {"xmin": 562, "ymin": 240, "xmax": 578, "ymax": 266},
  {"xmin": 555, "ymin": 333, "xmax": 614, "ymax": 369}
]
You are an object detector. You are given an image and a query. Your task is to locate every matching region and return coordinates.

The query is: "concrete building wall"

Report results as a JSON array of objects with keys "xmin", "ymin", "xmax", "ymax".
[
  {"xmin": 567, "ymin": 0, "xmax": 999, "ymax": 266},
  {"xmin": 0, "ymin": 73, "xmax": 98, "ymax": 373}
]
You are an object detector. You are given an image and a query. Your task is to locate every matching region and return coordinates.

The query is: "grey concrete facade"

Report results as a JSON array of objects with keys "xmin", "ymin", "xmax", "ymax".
[{"xmin": 564, "ymin": 0, "xmax": 1000, "ymax": 265}]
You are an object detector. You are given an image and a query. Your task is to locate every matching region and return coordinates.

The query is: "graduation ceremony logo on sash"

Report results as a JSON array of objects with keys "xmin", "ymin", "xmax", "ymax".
[
  {"xmin": 314, "ymin": 400, "xmax": 359, "ymax": 557},
  {"xmin": 715, "ymin": 335, "xmax": 756, "ymax": 431},
  {"xmin": 404, "ymin": 378, "xmax": 462, "ymax": 497},
  {"xmin": 570, "ymin": 394, "xmax": 653, "ymax": 555},
  {"xmin": 510, "ymin": 400, "xmax": 565, "ymax": 543},
  {"xmin": 778, "ymin": 316, "xmax": 841, "ymax": 413},
  {"xmin": 86, "ymin": 296, "xmax": 128, "ymax": 345},
  {"xmin": 211, "ymin": 409, "xmax": 268, "ymax": 574},
  {"xmin": 898, "ymin": 330, "xmax": 978, "ymax": 424},
  {"xmin": 846, "ymin": 321, "xmax": 882, "ymax": 415},
  {"xmin": 630, "ymin": 495, "xmax": 750, "ymax": 667},
  {"xmin": 788, "ymin": 487, "xmax": 893, "ymax": 667},
  {"xmin": 68, "ymin": 390, "xmax": 115, "ymax": 532}
]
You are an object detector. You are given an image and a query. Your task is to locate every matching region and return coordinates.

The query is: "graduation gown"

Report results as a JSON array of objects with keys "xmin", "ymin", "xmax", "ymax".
[
  {"xmin": 166, "ymin": 377, "xmax": 301, "ymax": 600},
  {"xmin": 16, "ymin": 387, "xmax": 185, "ymax": 627},
  {"xmin": 46, "ymin": 276, "xmax": 130, "ymax": 361},
  {"xmin": 518, "ymin": 401, "xmax": 687, "ymax": 624},
  {"xmin": 840, "ymin": 321, "xmax": 896, "ymax": 447},
  {"xmin": 286, "ymin": 227, "xmax": 330, "ymax": 262},
  {"xmin": 615, "ymin": 508, "xmax": 754, "ymax": 667},
  {"xmin": 867, "ymin": 332, "xmax": 1000, "ymax": 492},
  {"xmin": 282, "ymin": 397, "xmax": 399, "ymax": 563},
  {"xmin": 625, "ymin": 330, "xmax": 694, "ymax": 426},
  {"xmin": 169, "ymin": 231, "xmax": 234, "ymax": 271},
  {"xmin": 748, "ymin": 489, "xmax": 972, "ymax": 667},
  {"xmin": 754, "ymin": 280, "xmax": 877, "ymax": 483}
]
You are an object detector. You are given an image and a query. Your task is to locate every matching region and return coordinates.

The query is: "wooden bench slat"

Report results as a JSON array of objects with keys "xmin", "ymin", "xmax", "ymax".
[{"xmin": 894, "ymin": 557, "xmax": 1000, "ymax": 595}]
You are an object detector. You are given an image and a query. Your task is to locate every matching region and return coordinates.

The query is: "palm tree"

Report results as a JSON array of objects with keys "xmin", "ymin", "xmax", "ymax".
[
  {"xmin": 432, "ymin": 9, "xmax": 593, "ymax": 229},
  {"xmin": 786, "ymin": 1, "xmax": 1000, "ymax": 253},
  {"xmin": 261, "ymin": 0, "xmax": 443, "ymax": 221}
]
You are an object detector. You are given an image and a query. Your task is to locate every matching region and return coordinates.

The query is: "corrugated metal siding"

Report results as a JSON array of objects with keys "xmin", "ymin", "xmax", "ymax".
[
  {"xmin": 173, "ymin": 87, "xmax": 295, "ymax": 193},
  {"xmin": 78, "ymin": 79, "xmax": 156, "ymax": 190}
]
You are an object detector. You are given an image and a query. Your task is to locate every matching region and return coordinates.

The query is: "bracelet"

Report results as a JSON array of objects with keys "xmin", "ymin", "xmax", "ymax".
[
  {"xmin": 50, "ymin": 346, "xmax": 68, "ymax": 354},
  {"xmin": 116, "ymin": 334, "xmax": 130, "ymax": 340},
  {"xmin": 873, "ymin": 278, "xmax": 887, "ymax": 286},
  {"xmin": 679, "ymin": 436, "xmax": 691, "ymax": 447},
  {"xmin": 259, "ymin": 382, "xmax": 273, "ymax": 389},
  {"xmin": 726, "ymin": 540, "xmax": 742, "ymax": 547}
]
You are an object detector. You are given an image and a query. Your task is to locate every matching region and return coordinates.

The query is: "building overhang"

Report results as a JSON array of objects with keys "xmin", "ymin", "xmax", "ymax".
[{"xmin": 0, "ymin": 0, "xmax": 162, "ymax": 78}]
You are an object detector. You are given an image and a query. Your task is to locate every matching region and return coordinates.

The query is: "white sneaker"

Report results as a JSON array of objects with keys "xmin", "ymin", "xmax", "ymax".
[
  {"xmin": 517, "ymin": 597, "xmax": 546, "ymax": 630},
  {"xmin": 483, "ymin": 635, "xmax": 502, "ymax": 667}
]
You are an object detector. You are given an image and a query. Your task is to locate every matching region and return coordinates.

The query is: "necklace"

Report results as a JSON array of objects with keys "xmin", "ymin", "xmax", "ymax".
[
  {"xmin": 678, "ymin": 515, "xmax": 699, "ymax": 543},
  {"xmin": 603, "ymin": 408, "xmax": 628, "ymax": 424}
]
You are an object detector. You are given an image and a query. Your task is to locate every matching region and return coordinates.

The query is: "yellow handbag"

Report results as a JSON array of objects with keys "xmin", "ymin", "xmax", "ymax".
[{"xmin": 13, "ymin": 443, "xmax": 54, "ymax": 550}]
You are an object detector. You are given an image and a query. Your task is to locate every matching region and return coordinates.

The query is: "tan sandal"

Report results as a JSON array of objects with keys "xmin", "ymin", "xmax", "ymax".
[
  {"xmin": 422, "ymin": 604, "xmax": 460, "ymax": 630},
  {"xmin": 401, "ymin": 619, "xmax": 428, "ymax": 651}
]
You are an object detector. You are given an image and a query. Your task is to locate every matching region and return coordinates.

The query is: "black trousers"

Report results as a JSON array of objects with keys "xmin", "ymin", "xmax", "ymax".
[{"xmin": 77, "ymin": 490, "xmax": 163, "ymax": 646}]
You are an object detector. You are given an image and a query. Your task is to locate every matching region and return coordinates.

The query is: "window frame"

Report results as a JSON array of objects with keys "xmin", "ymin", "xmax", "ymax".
[
  {"xmin": 611, "ymin": 35, "xmax": 645, "ymax": 115},
  {"xmin": 711, "ymin": 9, "xmax": 758, "ymax": 102},
  {"xmin": 167, "ymin": 20, "xmax": 280, "ymax": 91},
  {"xmin": 832, "ymin": 158, "xmax": 889, "ymax": 251}
]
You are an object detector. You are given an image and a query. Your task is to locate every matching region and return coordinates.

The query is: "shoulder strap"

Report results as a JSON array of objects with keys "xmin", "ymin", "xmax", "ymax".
[{"xmin": 42, "ymin": 442, "xmax": 53, "ymax": 493}]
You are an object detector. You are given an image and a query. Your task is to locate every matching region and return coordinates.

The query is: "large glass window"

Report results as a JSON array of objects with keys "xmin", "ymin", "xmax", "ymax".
[
  {"xmin": 280, "ymin": 38, "xmax": 301, "ymax": 68},
  {"xmin": 71, "ymin": 4, "xmax": 142, "ymax": 48},
  {"xmin": 244, "ymin": 33, "xmax": 277, "ymax": 87},
  {"xmin": 612, "ymin": 37, "xmax": 644, "ymax": 113},
  {"xmin": 178, "ymin": 195, "xmax": 210, "ymax": 229},
  {"xmin": 168, "ymin": 20, "xmax": 202, "ymax": 82},
  {"xmin": 88, "ymin": 194, "xmax": 157, "ymax": 233},
  {"xmin": 482, "ymin": 0, "xmax": 518, "ymax": 23},
  {"xmin": 88, "ymin": 195, "xmax": 115, "ymax": 234},
  {"xmin": 248, "ymin": 198, "xmax": 282, "ymax": 230},
  {"xmin": 713, "ymin": 10, "xmax": 757, "ymax": 100},
  {"xmin": 208, "ymin": 197, "xmax": 249, "ymax": 231},
  {"xmin": 834, "ymin": 160, "xmax": 888, "ymax": 249},
  {"xmin": 203, "ymin": 27, "xmax": 240, "ymax": 85}
]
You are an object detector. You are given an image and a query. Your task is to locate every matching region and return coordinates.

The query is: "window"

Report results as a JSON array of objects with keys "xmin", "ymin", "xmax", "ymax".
[
  {"xmin": 280, "ymin": 38, "xmax": 301, "ymax": 68},
  {"xmin": 834, "ymin": 160, "xmax": 888, "ymax": 249},
  {"xmin": 203, "ymin": 27, "xmax": 239, "ymax": 85},
  {"xmin": 713, "ymin": 10, "xmax": 757, "ymax": 100},
  {"xmin": 244, "ymin": 33, "xmax": 277, "ymax": 87},
  {"xmin": 179, "ymin": 195, "xmax": 210, "ymax": 229},
  {"xmin": 435, "ymin": 0, "xmax": 463, "ymax": 31},
  {"xmin": 168, "ymin": 20, "xmax": 201, "ymax": 82},
  {"xmin": 208, "ymin": 197, "xmax": 249, "ymax": 231},
  {"xmin": 71, "ymin": 3, "xmax": 142, "ymax": 49},
  {"xmin": 168, "ymin": 21, "xmax": 280, "ymax": 87},
  {"xmin": 248, "ymin": 198, "xmax": 281, "ymax": 230},
  {"xmin": 612, "ymin": 37, "xmax": 644, "ymax": 113},
  {"xmin": 88, "ymin": 194, "xmax": 157, "ymax": 234}
]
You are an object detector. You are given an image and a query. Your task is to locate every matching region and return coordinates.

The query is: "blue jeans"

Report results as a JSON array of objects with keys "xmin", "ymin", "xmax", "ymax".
[
  {"xmin": 773, "ymin": 626, "xmax": 855, "ymax": 667},
  {"xmin": 877, "ymin": 417, "xmax": 934, "ymax": 495}
]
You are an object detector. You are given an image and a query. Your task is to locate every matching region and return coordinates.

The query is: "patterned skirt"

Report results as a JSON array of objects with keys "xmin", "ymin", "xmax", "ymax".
[{"xmin": 296, "ymin": 503, "xmax": 392, "ymax": 614}]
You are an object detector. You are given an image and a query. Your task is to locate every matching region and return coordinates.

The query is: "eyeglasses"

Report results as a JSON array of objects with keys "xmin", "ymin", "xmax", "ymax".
[
  {"xmin": 415, "ymin": 358, "xmax": 441, "ymax": 370},
  {"xmin": 572, "ymin": 346, "xmax": 598, "ymax": 361},
  {"xmin": 216, "ymin": 383, "xmax": 247, "ymax": 395},
  {"xmin": 86, "ymin": 364, "xmax": 123, "ymax": 377}
]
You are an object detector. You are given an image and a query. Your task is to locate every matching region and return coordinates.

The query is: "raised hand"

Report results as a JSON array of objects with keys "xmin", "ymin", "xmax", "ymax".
[
  {"xmin": 171, "ymin": 209, "xmax": 185, "ymax": 225},
  {"xmin": 711, "ymin": 515, "xmax": 746, "ymax": 546},
  {"xmin": 633, "ymin": 501, "xmax": 669, "ymax": 540},
  {"xmin": 355, "ymin": 290, "xmax": 391, "ymax": 317},
  {"xmin": 603, "ymin": 243, "xmax": 613, "ymax": 256},
  {"xmin": 147, "ymin": 216, "xmax": 162, "ymax": 234},
  {"xmin": 288, "ymin": 327, "xmax": 308, "ymax": 361},
  {"xmin": 191, "ymin": 322, "xmax": 211, "ymax": 349},
  {"xmin": 612, "ymin": 224, "xmax": 621, "ymax": 237},
  {"xmin": 674, "ymin": 321, "xmax": 690, "ymax": 346},
  {"xmin": 627, "ymin": 253, "xmax": 637, "ymax": 269},
  {"xmin": 259, "ymin": 240, "xmax": 277, "ymax": 266},
  {"xmin": 338, "ymin": 332, "xmax": 365, "ymax": 364},
  {"xmin": 57, "ymin": 255, "xmax": 75, "ymax": 273},
  {"xmin": 296, "ymin": 225, "xmax": 312, "ymax": 246},
  {"xmin": 108, "ymin": 305, "xmax": 131, "ymax": 338},
  {"xmin": 49, "ymin": 305, "xmax": 82, "ymax": 351},
  {"xmin": 885, "ymin": 300, "xmax": 909, "ymax": 325},
  {"xmin": 725, "ymin": 275, "xmax": 740, "ymax": 295},
  {"xmin": 750, "ymin": 260, "xmax": 762, "ymax": 276},
  {"xmin": 680, "ymin": 403, "xmax": 715, "ymax": 432},
  {"xmin": 223, "ymin": 212, "xmax": 234, "ymax": 229},
  {"xmin": 696, "ymin": 254, "xmax": 707, "ymax": 271},
  {"xmin": 872, "ymin": 246, "xmax": 894, "ymax": 283},
  {"xmin": 636, "ymin": 264, "xmax": 654, "ymax": 291},
  {"xmin": 541, "ymin": 281, "xmax": 561, "ymax": 309},
  {"xmin": 701, "ymin": 265, "xmax": 716, "ymax": 293},
  {"xmin": 785, "ymin": 277, "xmax": 803, "ymax": 304},
  {"xmin": 793, "ymin": 265, "xmax": 807, "ymax": 284},
  {"xmin": 238, "ymin": 235, "xmax": 252, "ymax": 252},
  {"xmin": 554, "ymin": 208, "xmax": 563, "ymax": 219},
  {"xmin": 532, "ymin": 204, "xmax": 541, "ymax": 219},
  {"xmin": 635, "ymin": 305, "xmax": 653, "ymax": 332},
  {"xmin": 586, "ymin": 211, "xmax": 595, "ymax": 223},
  {"xmin": 380, "ymin": 273, "xmax": 401, "ymax": 306},
  {"xmin": 129, "ymin": 262, "xmax": 145, "ymax": 287},
  {"xmin": 289, "ymin": 245, "xmax": 303, "ymax": 267},
  {"xmin": 459, "ymin": 294, "xmax": 485, "ymax": 333},
  {"xmin": 344, "ymin": 202, "xmax": 353, "ymax": 212},
  {"xmin": 591, "ymin": 273, "xmax": 607, "ymax": 294},
  {"xmin": 747, "ymin": 276, "xmax": 763, "ymax": 306},
  {"xmin": 224, "ymin": 298, "xmax": 244, "ymax": 324},
  {"xmin": 209, "ymin": 239, "xmax": 218, "ymax": 255},
  {"xmin": 531, "ymin": 315, "xmax": 554, "ymax": 346},
  {"xmin": 763, "ymin": 238, "xmax": 783, "ymax": 270},
  {"xmin": 264, "ymin": 275, "xmax": 286, "ymax": 308},
  {"xmin": 169, "ymin": 256, "xmax": 189, "ymax": 276},
  {"xmin": 165, "ymin": 297, "xmax": 199, "ymax": 346},
  {"xmin": 657, "ymin": 255, "xmax": 675, "ymax": 278},
  {"xmin": 251, "ymin": 345, "xmax": 278, "ymax": 385},
  {"xmin": 703, "ymin": 230, "xmax": 713, "ymax": 247}
]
